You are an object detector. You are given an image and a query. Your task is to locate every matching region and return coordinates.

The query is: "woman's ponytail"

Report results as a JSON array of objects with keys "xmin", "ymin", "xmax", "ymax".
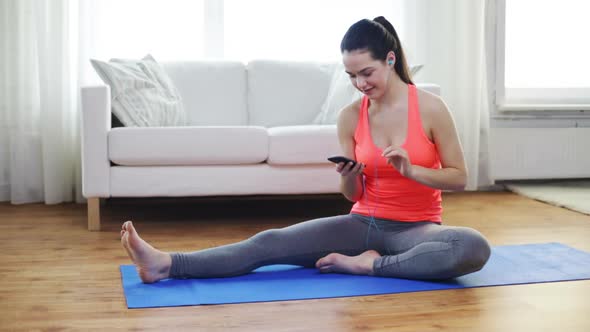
[
  {"xmin": 341, "ymin": 16, "xmax": 413, "ymax": 84},
  {"xmin": 373, "ymin": 16, "xmax": 413, "ymax": 84}
]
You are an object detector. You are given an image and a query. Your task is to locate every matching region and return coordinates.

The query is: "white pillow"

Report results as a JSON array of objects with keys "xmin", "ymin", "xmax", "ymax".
[
  {"xmin": 312, "ymin": 63, "xmax": 424, "ymax": 125},
  {"xmin": 90, "ymin": 54, "xmax": 186, "ymax": 127}
]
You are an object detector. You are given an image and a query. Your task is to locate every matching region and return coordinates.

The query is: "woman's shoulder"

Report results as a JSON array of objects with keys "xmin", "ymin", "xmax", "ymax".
[
  {"xmin": 345, "ymin": 97, "xmax": 363, "ymax": 112},
  {"xmin": 337, "ymin": 98, "xmax": 362, "ymax": 133},
  {"xmin": 415, "ymin": 86, "xmax": 448, "ymax": 116},
  {"xmin": 339, "ymin": 98, "xmax": 362, "ymax": 121}
]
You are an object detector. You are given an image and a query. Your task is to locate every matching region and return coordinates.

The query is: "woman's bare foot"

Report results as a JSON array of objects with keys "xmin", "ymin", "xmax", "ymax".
[
  {"xmin": 315, "ymin": 250, "xmax": 381, "ymax": 275},
  {"xmin": 120, "ymin": 221, "xmax": 172, "ymax": 283}
]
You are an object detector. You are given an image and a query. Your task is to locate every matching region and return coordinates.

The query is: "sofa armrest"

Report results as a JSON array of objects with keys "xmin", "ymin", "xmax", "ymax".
[{"xmin": 80, "ymin": 85, "xmax": 111, "ymax": 198}]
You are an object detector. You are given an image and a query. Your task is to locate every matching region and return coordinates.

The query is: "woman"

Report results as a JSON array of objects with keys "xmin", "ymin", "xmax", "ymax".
[{"xmin": 121, "ymin": 16, "xmax": 491, "ymax": 283}]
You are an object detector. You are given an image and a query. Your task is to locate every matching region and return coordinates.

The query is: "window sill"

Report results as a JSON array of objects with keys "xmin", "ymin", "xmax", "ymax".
[{"xmin": 497, "ymin": 104, "xmax": 590, "ymax": 112}]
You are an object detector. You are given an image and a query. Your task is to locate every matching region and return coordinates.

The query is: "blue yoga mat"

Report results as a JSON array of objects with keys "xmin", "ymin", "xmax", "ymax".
[{"xmin": 120, "ymin": 242, "xmax": 590, "ymax": 308}]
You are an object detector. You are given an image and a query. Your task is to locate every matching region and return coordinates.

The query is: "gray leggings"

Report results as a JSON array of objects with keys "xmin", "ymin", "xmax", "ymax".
[{"xmin": 170, "ymin": 214, "xmax": 491, "ymax": 280}]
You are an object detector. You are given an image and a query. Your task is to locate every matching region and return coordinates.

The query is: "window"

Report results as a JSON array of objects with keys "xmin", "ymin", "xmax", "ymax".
[
  {"xmin": 85, "ymin": 0, "xmax": 205, "ymax": 61},
  {"xmin": 79, "ymin": 0, "xmax": 205, "ymax": 84},
  {"xmin": 82, "ymin": 0, "xmax": 401, "ymax": 63},
  {"xmin": 497, "ymin": 0, "xmax": 590, "ymax": 111},
  {"xmin": 79, "ymin": 0, "xmax": 403, "ymax": 85},
  {"xmin": 224, "ymin": 0, "xmax": 400, "ymax": 62}
]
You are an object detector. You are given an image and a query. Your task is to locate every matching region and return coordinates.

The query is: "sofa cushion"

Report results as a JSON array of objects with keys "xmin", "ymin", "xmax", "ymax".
[
  {"xmin": 109, "ymin": 164, "xmax": 340, "ymax": 197},
  {"xmin": 90, "ymin": 55, "xmax": 186, "ymax": 127},
  {"xmin": 161, "ymin": 61, "xmax": 248, "ymax": 126},
  {"xmin": 417, "ymin": 83, "xmax": 441, "ymax": 96},
  {"xmin": 312, "ymin": 64, "xmax": 362, "ymax": 125},
  {"xmin": 108, "ymin": 126, "xmax": 268, "ymax": 166},
  {"xmin": 267, "ymin": 125, "xmax": 341, "ymax": 165},
  {"xmin": 247, "ymin": 60, "xmax": 335, "ymax": 127}
]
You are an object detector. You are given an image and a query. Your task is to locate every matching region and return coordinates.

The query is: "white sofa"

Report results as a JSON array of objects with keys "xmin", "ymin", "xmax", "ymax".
[{"xmin": 81, "ymin": 60, "xmax": 440, "ymax": 230}]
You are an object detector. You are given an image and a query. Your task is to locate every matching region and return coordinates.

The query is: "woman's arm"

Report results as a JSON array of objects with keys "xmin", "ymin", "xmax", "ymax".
[
  {"xmin": 382, "ymin": 96, "xmax": 467, "ymax": 191},
  {"xmin": 336, "ymin": 102, "xmax": 366, "ymax": 202}
]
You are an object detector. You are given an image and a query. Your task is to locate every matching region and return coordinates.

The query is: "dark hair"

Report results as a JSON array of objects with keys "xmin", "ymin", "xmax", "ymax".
[{"xmin": 340, "ymin": 16, "xmax": 413, "ymax": 84}]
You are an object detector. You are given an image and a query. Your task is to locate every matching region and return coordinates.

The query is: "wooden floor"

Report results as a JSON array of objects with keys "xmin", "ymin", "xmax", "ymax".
[{"xmin": 1, "ymin": 191, "xmax": 589, "ymax": 331}]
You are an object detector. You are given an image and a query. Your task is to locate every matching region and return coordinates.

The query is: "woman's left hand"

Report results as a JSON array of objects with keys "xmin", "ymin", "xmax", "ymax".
[{"xmin": 382, "ymin": 146, "xmax": 414, "ymax": 179}]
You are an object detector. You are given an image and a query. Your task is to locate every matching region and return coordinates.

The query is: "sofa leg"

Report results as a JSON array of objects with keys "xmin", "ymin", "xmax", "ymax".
[{"xmin": 87, "ymin": 197, "xmax": 101, "ymax": 231}]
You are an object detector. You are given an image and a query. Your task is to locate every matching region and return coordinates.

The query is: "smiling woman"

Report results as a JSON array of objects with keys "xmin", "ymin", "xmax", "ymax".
[{"xmin": 118, "ymin": 15, "xmax": 491, "ymax": 285}]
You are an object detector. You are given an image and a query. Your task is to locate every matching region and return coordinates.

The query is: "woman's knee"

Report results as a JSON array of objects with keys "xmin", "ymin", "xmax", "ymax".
[
  {"xmin": 250, "ymin": 228, "xmax": 283, "ymax": 245},
  {"xmin": 454, "ymin": 227, "xmax": 491, "ymax": 273}
]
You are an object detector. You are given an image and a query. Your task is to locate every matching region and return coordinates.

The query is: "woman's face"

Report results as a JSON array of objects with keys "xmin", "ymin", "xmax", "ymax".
[{"xmin": 342, "ymin": 49, "xmax": 391, "ymax": 99}]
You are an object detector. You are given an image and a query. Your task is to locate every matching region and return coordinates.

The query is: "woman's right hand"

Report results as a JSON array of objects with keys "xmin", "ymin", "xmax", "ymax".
[
  {"xmin": 336, "ymin": 161, "xmax": 365, "ymax": 179},
  {"xmin": 336, "ymin": 161, "xmax": 365, "ymax": 202}
]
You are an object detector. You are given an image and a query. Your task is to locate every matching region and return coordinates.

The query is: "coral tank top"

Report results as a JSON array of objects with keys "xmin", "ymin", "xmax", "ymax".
[{"xmin": 350, "ymin": 84, "xmax": 442, "ymax": 222}]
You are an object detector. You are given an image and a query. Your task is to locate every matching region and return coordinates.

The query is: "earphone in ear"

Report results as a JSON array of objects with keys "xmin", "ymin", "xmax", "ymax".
[{"xmin": 388, "ymin": 59, "xmax": 395, "ymax": 66}]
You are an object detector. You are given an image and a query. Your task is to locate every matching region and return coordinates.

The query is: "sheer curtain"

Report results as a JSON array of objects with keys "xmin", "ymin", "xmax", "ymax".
[
  {"xmin": 403, "ymin": 0, "xmax": 495, "ymax": 190},
  {"xmin": 0, "ymin": 0, "xmax": 207, "ymax": 204},
  {"xmin": 0, "ymin": 0, "xmax": 81, "ymax": 204}
]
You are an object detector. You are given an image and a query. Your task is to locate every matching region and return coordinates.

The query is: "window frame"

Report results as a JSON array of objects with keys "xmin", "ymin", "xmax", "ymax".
[{"xmin": 495, "ymin": 0, "xmax": 590, "ymax": 112}]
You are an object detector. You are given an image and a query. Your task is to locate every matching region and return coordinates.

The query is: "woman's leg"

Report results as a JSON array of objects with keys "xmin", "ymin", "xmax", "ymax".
[
  {"xmin": 121, "ymin": 214, "xmax": 374, "ymax": 282},
  {"xmin": 373, "ymin": 223, "xmax": 491, "ymax": 280}
]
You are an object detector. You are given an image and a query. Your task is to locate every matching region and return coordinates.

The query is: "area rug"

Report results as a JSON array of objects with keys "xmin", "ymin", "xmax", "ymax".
[{"xmin": 505, "ymin": 180, "xmax": 590, "ymax": 215}]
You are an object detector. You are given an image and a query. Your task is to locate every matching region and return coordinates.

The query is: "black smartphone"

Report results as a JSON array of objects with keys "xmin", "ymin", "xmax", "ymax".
[{"xmin": 327, "ymin": 156, "xmax": 357, "ymax": 166}]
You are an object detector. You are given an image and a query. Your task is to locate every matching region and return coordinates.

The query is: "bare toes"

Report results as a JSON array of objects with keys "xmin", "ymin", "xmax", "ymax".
[
  {"xmin": 316, "ymin": 253, "xmax": 338, "ymax": 269},
  {"xmin": 319, "ymin": 264, "xmax": 334, "ymax": 273}
]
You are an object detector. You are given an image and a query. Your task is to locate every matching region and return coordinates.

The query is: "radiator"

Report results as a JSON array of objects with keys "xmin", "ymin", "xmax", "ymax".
[{"xmin": 490, "ymin": 128, "xmax": 590, "ymax": 180}]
